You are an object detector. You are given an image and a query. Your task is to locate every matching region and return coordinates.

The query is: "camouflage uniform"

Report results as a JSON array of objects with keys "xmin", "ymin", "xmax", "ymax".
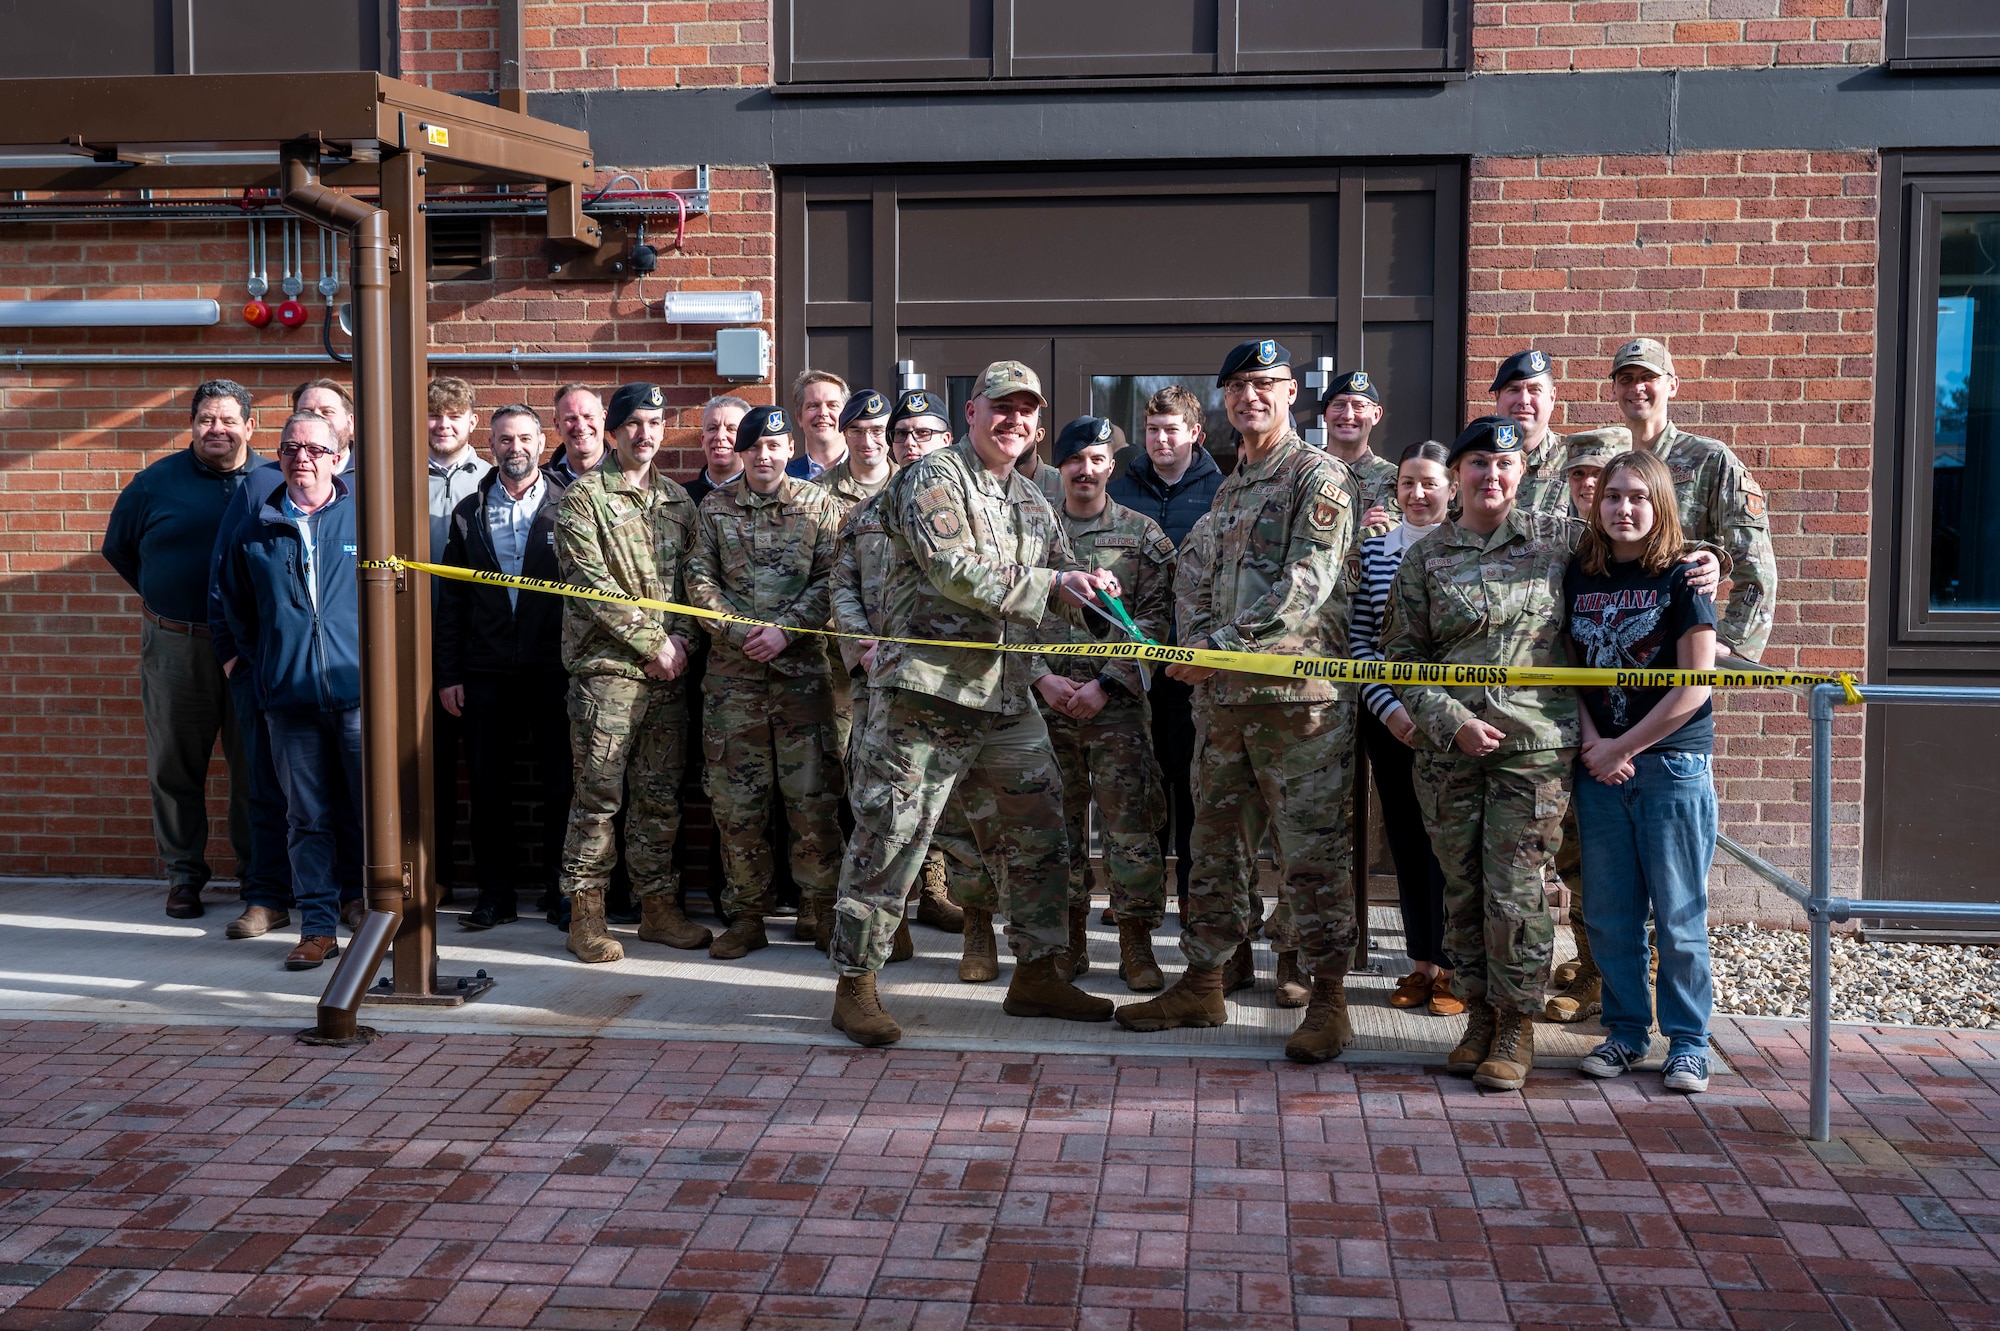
[
  {"xmin": 813, "ymin": 456, "xmax": 896, "ymax": 757},
  {"xmin": 829, "ymin": 491, "xmax": 993, "ymax": 912},
  {"xmin": 1512, "ymin": 431, "xmax": 1572, "ymax": 518},
  {"xmin": 1345, "ymin": 450, "xmax": 1402, "ymax": 521},
  {"xmin": 683, "ymin": 477, "xmax": 846, "ymax": 921},
  {"xmin": 1379, "ymin": 507, "xmax": 1585, "ymax": 1017},
  {"xmin": 1041, "ymin": 499, "xmax": 1174, "ymax": 927},
  {"xmin": 1182, "ymin": 428, "xmax": 1360, "ymax": 978},
  {"xmin": 1650, "ymin": 423, "xmax": 1776, "ymax": 659},
  {"xmin": 554, "ymin": 459, "xmax": 700, "ymax": 900},
  {"xmin": 831, "ymin": 436, "xmax": 1078, "ymax": 976}
]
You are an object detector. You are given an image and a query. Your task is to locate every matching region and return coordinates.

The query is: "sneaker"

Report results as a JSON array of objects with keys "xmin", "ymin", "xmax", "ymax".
[
  {"xmin": 1662, "ymin": 1051, "xmax": 1711, "ymax": 1093},
  {"xmin": 1578, "ymin": 1040, "xmax": 1644, "ymax": 1080}
]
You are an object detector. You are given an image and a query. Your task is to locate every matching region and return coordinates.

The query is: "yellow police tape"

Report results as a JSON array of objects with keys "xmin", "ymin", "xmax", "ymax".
[{"xmin": 364, "ymin": 557, "xmax": 1863, "ymax": 704}]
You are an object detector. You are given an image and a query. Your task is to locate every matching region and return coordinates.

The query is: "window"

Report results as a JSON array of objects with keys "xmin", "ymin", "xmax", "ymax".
[
  {"xmin": 774, "ymin": 0, "xmax": 1466, "ymax": 88},
  {"xmin": 1887, "ymin": 0, "xmax": 2000, "ymax": 71},
  {"xmin": 0, "ymin": 0, "xmax": 395, "ymax": 78}
]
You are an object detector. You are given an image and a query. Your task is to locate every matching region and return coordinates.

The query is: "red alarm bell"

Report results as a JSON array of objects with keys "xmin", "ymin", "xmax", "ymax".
[
  {"xmin": 276, "ymin": 299, "xmax": 307, "ymax": 328},
  {"xmin": 242, "ymin": 298, "xmax": 272, "ymax": 328}
]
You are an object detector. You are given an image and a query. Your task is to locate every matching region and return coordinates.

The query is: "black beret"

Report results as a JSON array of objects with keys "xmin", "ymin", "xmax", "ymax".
[
  {"xmin": 604, "ymin": 382, "xmax": 665, "ymax": 433},
  {"xmin": 1446, "ymin": 414, "xmax": 1526, "ymax": 467},
  {"xmin": 1217, "ymin": 338, "xmax": 1291, "ymax": 384},
  {"xmin": 1052, "ymin": 415, "xmax": 1116, "ymax": 467},
  {"xmin": 838, "ymin": 389, "xmax": 891, "ymax": 431},
  {"xmin": 734, "ymin": 404, "xmax": 792, "ymax": 452},
  {"xmin": 888, "ymin": 388, "xmax": 949, "ymax": 430},
  {"xmin": 1488, "ymin": 348, "xmax": 1554, "ymax": 393},
  {"xmin": 1319, "ymin": 369, "xmax": 1380, "ymax": 410}
]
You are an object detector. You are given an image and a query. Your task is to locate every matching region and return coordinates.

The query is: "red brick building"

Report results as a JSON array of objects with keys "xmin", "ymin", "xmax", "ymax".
[{"xmin": 2, "ymin": 0, "xmax": 1994, "ymax": 923}]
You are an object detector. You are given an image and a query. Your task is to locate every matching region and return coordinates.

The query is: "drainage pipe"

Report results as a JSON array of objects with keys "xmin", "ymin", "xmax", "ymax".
[{"xmin": 5, "ymin": 349, "xmax": 717, "ymax": 368}]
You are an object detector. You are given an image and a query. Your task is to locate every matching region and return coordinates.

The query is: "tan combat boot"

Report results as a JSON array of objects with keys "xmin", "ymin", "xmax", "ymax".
[
  {"xmin": 1273, "ymin": 950, "xmax": 1309, "ymax": 1008},
  {"xmin": 794, "ymin": 889, "xmax": 822, "ymax": 944},
  {"xmin": 960, "ymin": 907, "xmax": 999, "ymax": 983},
  {"xmin": 1474, "ymin": 1010, "xmax": 1536, "ymax": 1091},
  {"xmin": 1115, "ymin": 918, "xmax": 1164, "ymax": 992},
  {"xmin": 1545, "ymin": 917, "xmax": 1602, "ymax": 1021},
  {"xmin": 831, "ymin": 973, "xmax": 902, "ymax": 1047},
  {"xmin": 637, "ymin": 894, "xmax": 712, "ymax": 950},
  {"xmin": 888, "ymin": 912, "xmax": 915, "ymax": 963},
  {"xmin": 915, "ymin": 858, "xmax": 965, "ymax": 932},
  {"xmin": 1222, "ymin": 940, "xmax": 1255, "ymax": 993},
  {"xmin": 1447, "ymin": 999, "xmax": 1496, "ymax": 1077},
  {"xmin": 708, "ymin": 914, "xmax": 768, "ymax": 960},
  {"xmin": 1114, "ymin": 964, "xmax": 1227, "ymax": 1032},
  {"xmin": 1003, "ymin": 953, "xmax": 1115, "ymax": 1023},
  {"xmin": 565, "ymin": 888, "xmax": 624, "ymax": 964},
  {"xmin": 1284, "ymin": 973, "xmax": 1354, "ymax": 1064},
  {"xmin": 1054, "ymin": 904, "xmax": 1092, "ymax": 981}
]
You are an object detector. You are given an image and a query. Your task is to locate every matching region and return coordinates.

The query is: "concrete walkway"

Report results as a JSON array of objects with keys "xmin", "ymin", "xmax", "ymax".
[{"xmin": 0, "ymin": 879, "xmax": 1689, "ymax": 1069}]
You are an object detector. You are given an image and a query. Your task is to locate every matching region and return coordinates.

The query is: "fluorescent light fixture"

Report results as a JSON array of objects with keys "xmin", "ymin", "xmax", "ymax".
[
  {"xmin": 661, "ymin": 290, "xmax": 763, "ymax": 324},
  {"xmin": 0, "ymin": 299, "xmax": 220, "ymax": 328}
]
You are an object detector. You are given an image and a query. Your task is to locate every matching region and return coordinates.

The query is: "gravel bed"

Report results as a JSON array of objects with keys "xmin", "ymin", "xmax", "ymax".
[{"xmin": 1708, "ymin": 922, "xmax": 2000, "ymax": 1029}]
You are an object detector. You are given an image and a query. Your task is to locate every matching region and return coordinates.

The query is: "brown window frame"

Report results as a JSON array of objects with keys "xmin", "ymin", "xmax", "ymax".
[
  {"xmin": 1886, "ymin": 0, "xmax": 2000, "ymax": 72},
  {"xmin": 773, "ymin": 0, "xmax": 1468, "ymax": 90}
]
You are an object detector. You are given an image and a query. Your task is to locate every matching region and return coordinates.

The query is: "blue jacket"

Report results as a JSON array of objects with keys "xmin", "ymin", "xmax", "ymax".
[
  {"xmin": 219, "ymin": 478, "xmax": 362, "ymax": 713},
  {"xmin": 1107, "ymin": 446, "xmax": 1223, "ymax": 551},
  {"xmin": 207, "ymin": 465, "xmax": 288, "ymax": 665}
]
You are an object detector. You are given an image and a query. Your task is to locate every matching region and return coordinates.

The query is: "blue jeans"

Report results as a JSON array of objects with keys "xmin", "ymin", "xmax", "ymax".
[
  {"xmin": 1573, "ymin": 750, "xmax": 1717, "ymax": 1058},
  {"xmin": 266, "ymin": 707, "xmax": 365, "ymax": 940},
  {"xmin": 229, "ymin": 673, "xmax": 295, "ymax": 910}
]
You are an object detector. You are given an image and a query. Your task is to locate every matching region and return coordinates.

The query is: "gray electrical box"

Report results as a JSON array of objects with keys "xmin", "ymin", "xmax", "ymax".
[{"xmin": 715, "ymin": 327, "xmax": 769, "ymax": 382}]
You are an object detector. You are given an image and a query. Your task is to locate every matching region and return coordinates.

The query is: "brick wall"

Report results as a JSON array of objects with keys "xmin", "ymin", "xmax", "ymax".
[
  {"xmin": 398, "ymin": 1, "xmax": 767, "ymax": 94},
  {"xmin": 1465, "ymin": 149, "xmax": 1878, "ymax": 918},
  {"xmin": 0, "ymin": 175, "xmax": 775, "ymax": 877},
  {"xmin": 1473, "ymin": 1, "xmax": 1883, "ymax": 72}
]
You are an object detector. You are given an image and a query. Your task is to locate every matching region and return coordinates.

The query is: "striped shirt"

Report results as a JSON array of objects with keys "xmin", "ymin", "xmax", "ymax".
[{"xmin": 1350, "ymin": 521, "xmax": 1443, "ymax": 721}]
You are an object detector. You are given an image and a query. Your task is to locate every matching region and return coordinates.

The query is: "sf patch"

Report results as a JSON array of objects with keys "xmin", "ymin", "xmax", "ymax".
[{"xmin": 1306, "ymin": 478, "xmax": 1351, "ymax": 536}]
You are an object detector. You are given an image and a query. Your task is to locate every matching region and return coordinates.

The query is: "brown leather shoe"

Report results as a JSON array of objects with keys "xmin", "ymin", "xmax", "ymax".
[
  {"xmin": 285, "ymin": 936, "xmax": 340, "ymax": 971},
  {"xmin": 340, "ymin": 897, "xmax": 366, "ymax": 932},
  {"xmin": 1428, "ymin": 974, "xmax": 1466, "ymax": 1017},
  {"xmin": 226, "ymin": 905, "xmax": 289, "ymax": 939},
  {"xmin": 1389, "ymin": 970, "xmax": 1432, "ymax": 1009},
  {"xmin": 165, "ymin": 884, "xmax": 204, "ymax": 919}
]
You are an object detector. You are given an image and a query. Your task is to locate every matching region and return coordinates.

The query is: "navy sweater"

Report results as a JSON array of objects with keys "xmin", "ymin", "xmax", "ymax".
[{"xmin": 102, "ymin": 447, "xmax": 273, "ymax": 623}]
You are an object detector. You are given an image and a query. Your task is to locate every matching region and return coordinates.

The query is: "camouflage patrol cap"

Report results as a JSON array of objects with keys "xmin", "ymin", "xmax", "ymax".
[
  {"xmin": 974, "ymin": 361, "xmax": 1046, "ymax": 408},
  {"xmin": 604, "ymin": 382, "xmax": 665, "ymax": 432},
  {"xmin": 733, "ymin": 404, "xmax": 791, "ymax": 452},
  {"xmin": 838, "ymin": 389, "xmax": 891, "ymax": 431},
  {"xmin": 1610, "ymin": 337, "xmax": 1675, "ymax": 378},
  {"xmin": 1564, "ymin": 426, "xmax": 1632, "ymax": 473}
]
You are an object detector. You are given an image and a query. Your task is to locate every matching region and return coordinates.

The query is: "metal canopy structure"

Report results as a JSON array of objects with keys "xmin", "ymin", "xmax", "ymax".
[{"xmin": 0, "ymin": 73, "xmax": 610, "ymax": 1038}]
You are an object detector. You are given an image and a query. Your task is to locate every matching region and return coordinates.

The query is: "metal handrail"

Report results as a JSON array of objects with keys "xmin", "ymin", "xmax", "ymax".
[
  {"xmin": 1801, "ymin": 682, "xmax": 2000, "ymax": 1141},
  {"xmin": 1714, "ymin": 832, "xmax": 1810, "ymax": 909}
]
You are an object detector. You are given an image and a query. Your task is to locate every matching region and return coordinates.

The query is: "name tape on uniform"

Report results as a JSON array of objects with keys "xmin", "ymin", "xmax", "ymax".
[{"xmin": 362, "ymin": 557, "xmax": 1863, "ymax": 703}]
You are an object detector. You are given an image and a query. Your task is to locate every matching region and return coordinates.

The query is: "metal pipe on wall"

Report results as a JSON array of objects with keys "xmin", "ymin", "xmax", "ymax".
[
  {"xmin": 1807, "ymin": 684, "xmax": 1837, "ymax": 1143},
  {"xmin": 4, "ymin": 350, "xmax": 717, "ymax": 368}
]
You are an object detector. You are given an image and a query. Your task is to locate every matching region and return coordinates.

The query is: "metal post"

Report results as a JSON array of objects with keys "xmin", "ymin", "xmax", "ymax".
[{"xmin": 1808, "ymin": 683, "xmax": 1839, "ymax": 1142}]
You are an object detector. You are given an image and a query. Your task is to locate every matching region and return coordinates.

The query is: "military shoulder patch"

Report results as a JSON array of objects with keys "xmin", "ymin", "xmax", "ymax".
[
  {"xmin": 1150, "ymin": 535, "xmax": 1178, "ymax": 562},
  {"xmin": 1742, "ymin": 476, "xmax": 1768, "ymax": 521},
  {"xmin": 926, "ymin": 507, "xmax": 967, "ymax": 544},
  {"xmin": 914, "ymin": 483, "xmax": 955, "ymax": 516},
  {"xmin": 1306, "ymin": 477, "xmax": 1351, "ymax": 532},
  {"xmin": 1095, "ymin": 534, "xmax": 1140, "ymax": 549}
]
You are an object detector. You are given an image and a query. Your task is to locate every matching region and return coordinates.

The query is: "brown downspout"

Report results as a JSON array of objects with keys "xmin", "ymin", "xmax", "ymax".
[{"xmin": 280, "ymin": 143, "xmax": 402, "ymax": 1043}]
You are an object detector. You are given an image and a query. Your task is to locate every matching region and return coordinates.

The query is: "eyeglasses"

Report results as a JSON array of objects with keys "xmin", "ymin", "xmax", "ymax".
[
  {"xmin": 847, "ymin": 426, "xmax": 888, "ymax": 443},
  {"xmin": 278, "ymin": 441, "xmax": 338, "ymax": 460},
  {"xmin": 1221, "ymin": 375, "xmax": 1294, "ymax": 398},
  {"xmin": 893, "ymin": 426, "xmax": 946, "ymax": 443}
]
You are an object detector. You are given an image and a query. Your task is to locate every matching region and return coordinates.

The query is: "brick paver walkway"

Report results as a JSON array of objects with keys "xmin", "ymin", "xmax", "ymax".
[{"xmin": 0, "ymin": 1017, "xmax": 1992, "ymax": 1329}]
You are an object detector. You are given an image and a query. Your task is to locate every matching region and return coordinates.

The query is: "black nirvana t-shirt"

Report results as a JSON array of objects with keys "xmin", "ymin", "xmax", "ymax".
[{"xmin": 1563, "ymin": 557, "xmax": 1719, "ymax": 753}]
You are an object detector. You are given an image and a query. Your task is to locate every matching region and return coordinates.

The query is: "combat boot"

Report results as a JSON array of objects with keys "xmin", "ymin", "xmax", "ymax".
[
  {"xmin": 793, "ymin": 889, "xmax": 823, "ymax": 943},
  {"xmin": 831, "ymin": 973, "xmax": 902, "ymax": 1047},
  {"xmin": 1054, "ymin": 905, "xmax": 1092, "ymax": 981},
  {"xmin": 708, "ymin": 915, "xmax": 768, "ymax": 960},
  {"xmin": 1273, "ymin": 950, "xmax": 1309, "ymax": 1008},
  {"xmin": 637, "ymin": 895, "xmax": 712, "ymax": 950},
  {"xmin": 1474, "ymin": 1010, "xmax": 1536, "ymax": 1091},
  {"xmin": 915, "ymin": 859, "xmax": 964, "ymax": 932},
  {"xmin": 565, "ymin": 889, "xmax": 624, "ymax": 964},
  {"xmin": 1003, "ymin": 953, "xmax": 1115, "ymax": 1023},
  {"xmin": 1115, "ymin": 918, "xmax": 1164, "ymax": 992},
  {"xmin": 889, "ymin": 912, "xmax": 914, "ymax": 963},
  {"xmin": 1545, "ymin": 916, "xmax": 1601, "ymax": 1021},
  {"xmin": 1284, "ymin": 972, "xmax": 1355, "ymax": 1064},
  {"xmin": 1447, "ymin": 998, "xmax": 1496, "ymax": 1077},
  {"xmin": 1114, "ymin": 964, "xmax": 1227, "ymax": 1032},
  {"xmin": 1222, "ymin": 940, "xmax": 1255, "ymax": 993},
  {"xmin": 960, "ymin": 908, "xmax": 999, "ymax": 983}
]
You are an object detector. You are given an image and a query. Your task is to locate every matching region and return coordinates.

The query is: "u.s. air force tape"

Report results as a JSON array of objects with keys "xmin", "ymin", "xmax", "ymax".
[{"xmin": 361, "ymin": 558, "xmax": 1863, "ymax": 703}]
